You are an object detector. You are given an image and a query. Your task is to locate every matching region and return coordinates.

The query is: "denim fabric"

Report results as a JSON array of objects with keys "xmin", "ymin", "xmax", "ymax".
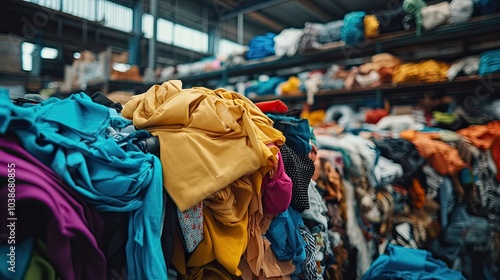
[
  {"xmin": 444, "ymin": 204, "xmax": 489, "ymax": 246},
  {"xmin": 265, "ymin": 208, "xmax": 307, "ymax": 271},
  {"xmin": 439, "ymin": 177, "xmax": 455, "ymax": 229},
  {"xmin": 268, "ymin": 114, "xmax": 312, "ymax": 155}
]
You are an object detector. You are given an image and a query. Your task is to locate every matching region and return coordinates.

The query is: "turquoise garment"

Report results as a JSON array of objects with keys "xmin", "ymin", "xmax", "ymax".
[
  {"xmin": 268, "ymin": 114, "xmax": 312, "ymax": 155},
  {"xmin": 0, "ymin": 92, "xmax": 167, "ymax": 280},
  {"xmin": 265, "ymin": 208, "xmax": 307, "ymax": 274},
  {"xmin": 362, "ymin": 244, "xmax": 465, "ymax": 280}
]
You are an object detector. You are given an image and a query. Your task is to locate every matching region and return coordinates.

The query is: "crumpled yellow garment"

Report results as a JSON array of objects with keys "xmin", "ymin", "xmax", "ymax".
[
  {"xmin": 187, "ymin": 176, "xmax": 253, "ymax": 277},
  {"xmin": 122, "ymin": 80, "xmax": 285, "ymax": 211}
]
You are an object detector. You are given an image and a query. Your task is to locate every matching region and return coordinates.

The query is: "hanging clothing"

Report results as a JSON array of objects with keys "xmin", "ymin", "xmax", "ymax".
[
  {"xmin": 122, "ymin": 80, "xmax": 285, "ymax": 212},
  {"xmin": 0, "ymin": 92, "xmax": 166, "ymax": 280}
]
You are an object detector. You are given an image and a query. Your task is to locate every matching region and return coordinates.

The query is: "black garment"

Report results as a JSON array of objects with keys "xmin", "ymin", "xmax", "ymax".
[
  {"xmin": 280, "ymin": 144, "xmax": 315, "ymax": 212},
  {"xmin": 135, "ymin": 136, "xmax": 160, "ymax": 158},
  {"xmin": 373, "ymin": 138, "xmax": 425, "ymax": 186},
  {"xmin": 99, "ymin": 212, "xmax": 129, "ymax": 279},
  {"xmin": 375, "ymin": 4, "xmax": 406, "ymax": 34},
  {"xmin": 91, "ymin": 91, "xmax": 123, "ymax": 112}
]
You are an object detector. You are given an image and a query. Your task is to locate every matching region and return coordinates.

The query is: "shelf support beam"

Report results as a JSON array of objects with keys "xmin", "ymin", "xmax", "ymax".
[{"xmin": 129, "ymin": 0, "xmax": 142, "ymax": 66}]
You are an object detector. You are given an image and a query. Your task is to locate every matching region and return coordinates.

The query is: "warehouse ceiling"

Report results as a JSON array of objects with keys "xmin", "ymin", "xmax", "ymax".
[{"xmin": 207, "ymin": 0, "xmax": 394, "ymax": 29}]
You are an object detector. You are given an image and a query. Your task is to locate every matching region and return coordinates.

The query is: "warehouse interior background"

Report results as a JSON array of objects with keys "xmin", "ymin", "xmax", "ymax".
[{"xmin": 2, "ymin": 0, "xmax": 500, "ymax": 280}]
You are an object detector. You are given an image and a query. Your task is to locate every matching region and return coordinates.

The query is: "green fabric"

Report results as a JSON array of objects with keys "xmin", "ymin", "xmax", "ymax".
[
  {"xmin": 433, "ymin": 111, "xmax": 457, "ymax": 125},
  {"xmin": 24, "ymin": 240, "xmax": 60, "ymax": 280},
  {"xmin": 403, "ymin": 0, "xmax": 427, "ymax": 36}
]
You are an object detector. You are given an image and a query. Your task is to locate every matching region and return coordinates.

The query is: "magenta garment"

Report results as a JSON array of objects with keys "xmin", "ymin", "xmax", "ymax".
[
  {"xmin": 261, "ymin": 152, "xmax": 293, "ymax": 215},
  {"xmin": 0, "ymin": 138, "xmax": 106, "ymax": 280}
]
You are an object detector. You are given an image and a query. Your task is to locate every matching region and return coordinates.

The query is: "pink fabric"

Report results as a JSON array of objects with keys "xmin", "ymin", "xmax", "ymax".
[{"xmin": 261, "ymin": 152, "xmax": 293, "ymax": 216}]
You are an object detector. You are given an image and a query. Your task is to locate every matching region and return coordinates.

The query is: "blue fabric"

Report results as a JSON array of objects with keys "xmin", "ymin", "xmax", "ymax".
[
  {"xmin": 247, "ymin": 33, "xmax": 277, "ymax": 60},
  {"xmin": 439, "ymin": 177, "xmax": 454, "ymax": 229},
  {"xmin": 473, "ymin": 0, "xmax": 500, "ymax": 15},
  {"xmin": 362, "ymin": 244, "xmax": 465, "ymax": 280},
  {"xmin": 0, "ymin": 237, "xmax": 34, "ymax": 280},
  {"xmin": 265, "ymin": 208, "xmax": 307, "ymax": 272},
  {"xmin": 479, "ymin": 49, "xmax": 500, "ymax": 76},
  {"xmin": 245, "ymin": 77, "xmax": 286, "ymax": 96},
  {"xmin": 341, "ymin": 11, "xmax": 366, "ymax": 46},
  {"xmin": 0, "ymin": 92, "xmax": 167, "ymax": 280},
  {"xmin": 268, "ymin": 114, "xmax": 312, "ymax": 155}
]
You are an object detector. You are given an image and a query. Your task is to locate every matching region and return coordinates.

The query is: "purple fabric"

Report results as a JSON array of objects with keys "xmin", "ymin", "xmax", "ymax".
[
  {"xmin": 262, "ymin": 152, "xmax": 293, "ymax": 215},
  {"xmin": 0, "ymin": 138, "xmax": 106, "ymax": 280}
]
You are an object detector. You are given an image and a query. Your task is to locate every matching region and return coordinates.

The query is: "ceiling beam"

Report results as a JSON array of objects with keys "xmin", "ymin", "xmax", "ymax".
[
  {"xmin": 218, "ymin": 0, "xmax": 292, "ymax": 21},
  {"xmin": 246, "ymin": 12, "xmax": 285, "ymax": 33},
  {"xmin": 296, "ymin": 0, "xmax": 334, "ymax": 22}
]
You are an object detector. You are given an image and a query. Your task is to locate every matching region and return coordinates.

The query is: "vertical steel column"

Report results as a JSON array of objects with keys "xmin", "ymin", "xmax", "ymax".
[
  {"xmin": 237, "ymin": 13, "xmax": 244, "ymax": 45},
  {"xmin": 148, "ymin": 0, "xmax": 158, "ymax": 70},
  {"xmin": 129, "ymin": 0, "xmax": 142, "ymax": 65}
]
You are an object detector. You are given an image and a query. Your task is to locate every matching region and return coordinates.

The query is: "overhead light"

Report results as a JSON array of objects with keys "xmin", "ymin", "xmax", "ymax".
[
  {"xmin": 73, "ymin": 52, "xmax": 81, "ymax": 59},
  {"xmin": 113, "ymin": 63, "xmax": 131, "ymax": 72},
  {"xmin": 41, "ymin": 47, "xmax": 58, "ymax": 59}
]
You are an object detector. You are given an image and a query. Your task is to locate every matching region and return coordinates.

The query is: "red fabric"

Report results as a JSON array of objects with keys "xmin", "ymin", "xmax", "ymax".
[
  {"xmin": 255, "ymin": 100, "xmax": 288, "ymax": 114},
  {"xmin": 365, "ymin": 109, "xmax": 388, "ymax": 124},
  {"xmin": 492, "ymin": 136, "xmax": 500, "ymax": 182}
]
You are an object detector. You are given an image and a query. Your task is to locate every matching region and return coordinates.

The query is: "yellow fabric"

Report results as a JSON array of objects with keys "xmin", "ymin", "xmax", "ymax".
[
  {"xmin": 122, "ymin": 80, "xmax": 285, "ymax": 211},
  {"xmin": 301, "ymin": 109, "xmax": 326, "ymax": 127},
  {"xmin": 392, "ymin": 60, "xmax": 450, "ymax": 84},
  {"xmin": 280, "ymin": 76, "xmax": 301, "ymax": 95},
  {"xmin": 187, "ymin": 176, "xmax": 253, "ymax": 276},
  {"xmin": 364, "ymin": 15, "xmax": 380, "ymax": 38}
]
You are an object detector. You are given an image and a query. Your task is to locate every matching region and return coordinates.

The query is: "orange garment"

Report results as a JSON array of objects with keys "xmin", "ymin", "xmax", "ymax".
[
  {"xmin": 392, "ymin": 60, "xmax": 449, "ymax": 84},
  {"xmin": 409, "ymin": 178, "xmax": 425, "ymax": 209},
  {"xmin": 239, "ymin": 169, "xmax": 295, "ymax": 279},
  {"xmin": 457, "ymin": 121, "xmax": 500, "ymax": 150},
  {"xmin": 400, "ymin": 130, "xmax": 466, "ymax": 175}
]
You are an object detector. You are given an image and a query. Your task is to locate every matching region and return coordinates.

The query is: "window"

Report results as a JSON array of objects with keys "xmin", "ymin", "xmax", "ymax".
[
  {"xmin": 61, "ymin": 0, "xmax": 97, "ymax": 20},
  {"xmin": 96, "ymin": 0, "xmax": 133, "ymax": 32},
  {"xmin": 142, "ymin": 14, "xmax": 154, "ymax": 39},
  {"xmin": 173, "ymin": 24, "xmax": 208, "ymax": 53},
  {"xmin": 218, "ymin": 39, "xmax": 245, "ymax": 56},
  {"xmin": 22, "ymin": 42, "xmax": 35, "ymax": 71},
  {"xmin": 41, "ymin": 47, "xmax": 58, "ymax": 59},
  {"xmin": 24, "ymin": 0, "xmax": 60, "ymax": 10},
  {"xmin": 157, "ymin": 18, "xmax": 174, "ymax": 44}
]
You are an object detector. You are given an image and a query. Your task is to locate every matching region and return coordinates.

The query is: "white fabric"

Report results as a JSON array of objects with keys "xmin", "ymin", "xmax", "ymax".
[
  {"xmin": 301, "ymin": 180, "xmax": 329, "ymax": 230},
  {"xmin": 274, "ymin": 28, "xmax": 304, "ymax": 57},
  {"xmin": 324, "ymin": 105, "xmax": 357, "ymax": 128},
  {"xmin": 305, "ymin": 72, "xmax": 323, "ymax": 105},
  {"xmin": 376, "ymin": 114, "xmax": 425, "ymax": 133},
  {"xmin": 421, "ymin": 2, "xmax": 451, "ymax": 31},
  {"xmin": 343, "ymin": 179, "xmax": 374, "ymax": 276},
  {"xmin": 447, "ymin": 56, "xmax": 480, "ymax": 81},
  {"xmin": 373, "ymin": 156, "xmax": 404, "ymax": 187},
  {"xmin": 448, "ymin": 0, "xmax": 474, "ymax": 24},
  {"xmin": 355, "ymin": 70, "xmax": 381, "ymax": 87}
]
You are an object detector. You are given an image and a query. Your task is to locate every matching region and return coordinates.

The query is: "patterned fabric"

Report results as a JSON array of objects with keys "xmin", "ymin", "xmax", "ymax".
[
  {"xmin": 471, "ymin": 151, "xmax": 500, "ymax": 227},
  {"xmin": 177, "ymin": 202, "xmax": 204, "ymax": 253},
  {"xmin": 299, "ymin": 225, "xmax": 318, "ymax": 280},
  {"xmin": 281, "ymin": 144, "xmax": 315, "ymax": 212}
]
